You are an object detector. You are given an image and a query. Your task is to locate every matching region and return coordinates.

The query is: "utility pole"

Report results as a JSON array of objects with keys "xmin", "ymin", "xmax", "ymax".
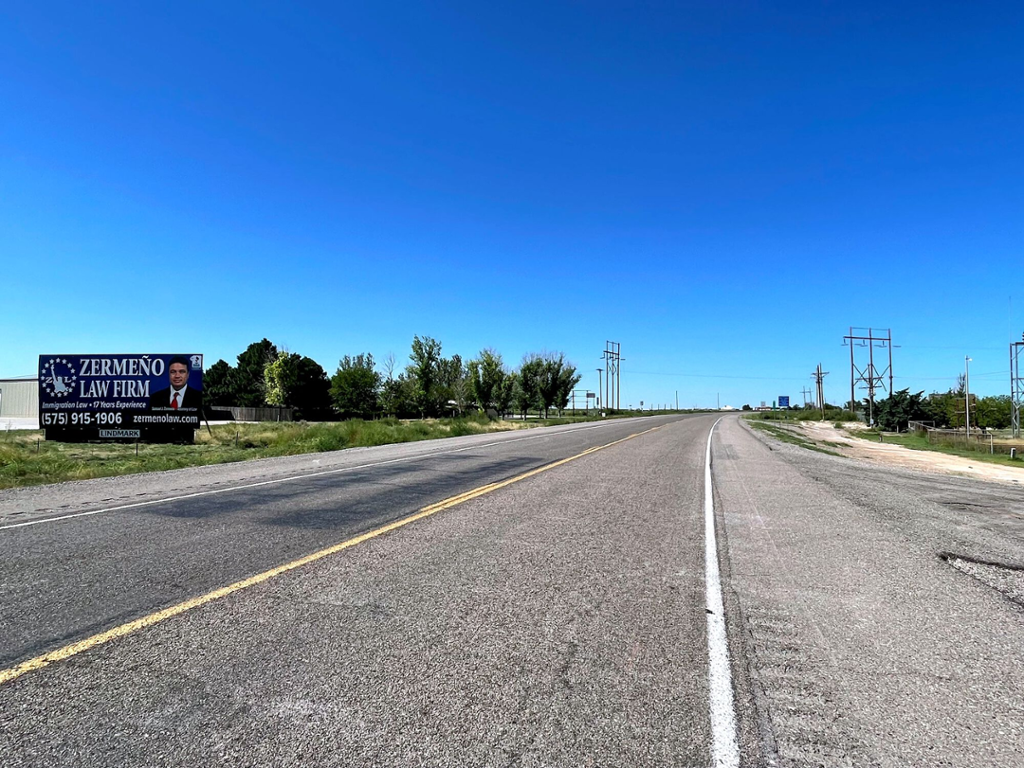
[
  {"xmin": 1011, "ymin": 336, "xmax": 1024, "ymax": 438},
  {"xmin": 801, "ymin": 386, "xmax": 813, "ymax": 407},
  {"xmin": 843, "ymin": 327, "xmax": 894, "ymax": 424},
  {"xmin": 596, "ymin": 368, "xmax": 603, "ymax": 410},
  {"xmin": 813, "ymin": 364, "xmax": 829, "ymax": 420},
  {"xmin": 965, "ymin": 355, "xmax": 972, "ymax": 438}
]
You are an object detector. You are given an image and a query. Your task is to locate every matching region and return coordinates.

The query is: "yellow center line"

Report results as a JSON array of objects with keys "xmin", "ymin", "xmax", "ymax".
[{"xmin": 0, "ymin": 423, "xmax": 664, "ymax": 688}]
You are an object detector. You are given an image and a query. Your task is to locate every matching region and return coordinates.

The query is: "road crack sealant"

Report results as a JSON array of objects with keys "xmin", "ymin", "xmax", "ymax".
[{"xmin": 941, "ymin": 552, "xmax": 1024, "ymax": 608}]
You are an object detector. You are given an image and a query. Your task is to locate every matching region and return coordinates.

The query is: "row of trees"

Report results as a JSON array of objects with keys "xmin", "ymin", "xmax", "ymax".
[
  {"xmin": 203, "ymin": 337, "xmax": 583, "ymax": 421},
  {"xmin": 868, "ymin": 387, "xmax": 1013, "ymax": 432}
]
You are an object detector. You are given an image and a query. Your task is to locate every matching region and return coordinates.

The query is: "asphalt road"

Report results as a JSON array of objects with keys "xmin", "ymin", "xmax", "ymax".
[{"xmin": 3, "ymin": 414, "xmax": 1024, "ymax": 766}]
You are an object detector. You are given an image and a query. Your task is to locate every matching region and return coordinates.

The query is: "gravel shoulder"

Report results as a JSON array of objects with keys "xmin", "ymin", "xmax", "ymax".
[
  {"xmin": 717, "ymin": 417, "xmax": 1024, "ymax": 767},
  {"xmin": 766, "ymin": 419, "xmax": 1024, "ymax": 486}
]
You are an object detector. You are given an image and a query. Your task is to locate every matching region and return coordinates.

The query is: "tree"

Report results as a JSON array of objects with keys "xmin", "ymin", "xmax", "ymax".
[
  {"xmin": 468, "ymin": 349, "xmax": 506, "ymax": 411},
  {"xmin": 290, "ymin": 356, "xmax": 332, "ymax": 419},
  {"xmin": 975, "ymin": 395, "xmax": 1012, "ymax": 429},
  {"xmin": 330, "ymin": 354, "xmax": 381, "ymax": 419},
  {"xmin": 204, "ymin": 359, "xmax": 234, "ymax": 404},
  {"xmin": 436, "ymin": 354, "xmax": 468, "ymax": 415},
  {"xmin": 264, "ymin": 353, "xmax": 300, "ymax": 408},
  {"xmin": 378, "ymin": 352, "xmax": 400, "ymax": 418},
  {"xmin": 873, "ymin": 388, "xmax": 928, "ymax": 432},
  {"xmin": 408, "ymin": 336, "xmax": 443, "ymax": 417},
  {"xmin": 230, "ymin": 339, "xmax": 278, "ymax": 407},
  {"xmin": 264, "ymin": 353, "xmax": 332, "ymax": 419},
  {"xmin": 921, "ymin": 390, "xmax": 955, "ymax": 428},
  {"xmin": 528, "ymin": 353, "xmax": 581, "ymax": 417},
  {"xmin": 517, "ymin": 356, "xmax": 545, "ymax": 417},
  {"xmin": 495, "ymin": 369, "xmax": 515, "ymax": 418},
  {"xmin": 551, "ymin": 356, "xmax": 582, "ymax": 415}
]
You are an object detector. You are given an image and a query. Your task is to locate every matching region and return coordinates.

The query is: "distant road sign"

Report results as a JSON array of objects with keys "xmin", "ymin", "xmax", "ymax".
[{"xmin": 778, "ymin": 396, "xmax": 790, "ymax": 408}]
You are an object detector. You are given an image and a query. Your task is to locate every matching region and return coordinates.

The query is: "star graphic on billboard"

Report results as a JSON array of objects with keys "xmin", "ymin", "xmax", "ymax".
[{"xmin": 41, "ymin": 358, "xmax": 78, "ymax": 398}]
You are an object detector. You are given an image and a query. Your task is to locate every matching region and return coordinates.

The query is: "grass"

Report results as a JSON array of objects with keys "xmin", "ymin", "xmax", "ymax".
[
  {"xmin": 0, "ymin": 413, "xmax": 612, "ymax": 490},
  {"xmin": 747, "ymin": 420, "xmax": 842, "ymax": 457},
  {"xmin": 747, "ymin": 409, "xmax": 859, "ymax": 423},
  {"xmin": 849, "ymin": 428, "xmax": 1024, "ymax": 468}
]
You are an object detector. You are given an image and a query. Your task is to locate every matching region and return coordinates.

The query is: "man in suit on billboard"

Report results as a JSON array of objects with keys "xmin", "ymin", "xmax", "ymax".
[{"xmin": 149, "ymin": 356, "xmax": 203, "ymax": 412}]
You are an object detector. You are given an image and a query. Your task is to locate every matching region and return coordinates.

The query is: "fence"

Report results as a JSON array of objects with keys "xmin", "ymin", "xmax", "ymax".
[
  {"xmin": 206, "ymin": 405, "xmax": 294, "ymax": 422},
  {"xmin": 913, "ymin": 425, "xmax": 1024, "ymax": 457}
]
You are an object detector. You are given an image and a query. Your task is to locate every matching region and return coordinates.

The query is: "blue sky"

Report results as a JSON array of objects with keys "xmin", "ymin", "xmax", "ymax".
[{"xmin": 2, "ymin": 2, "xmax": 1021, "ymax": 408}]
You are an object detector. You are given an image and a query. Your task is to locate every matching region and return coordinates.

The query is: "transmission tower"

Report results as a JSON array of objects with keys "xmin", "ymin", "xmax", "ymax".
[
  {"xmin": 801, "ymin": 386, "xmax": 813, "ymax": 407},
  {"xmin": 1011, "ymin": 336, "xmax": 1024, "ymax": 438},
  {"xmin": 602, "ymin": 341, "xmax": 622, "ymax": 410},
  {"xmin": 843, "ymin": 327, "xmax": 893, "ymax": 425},
  {"xmin": 813, "ymin": 364, "xmax": 829, "ymax": 420}
]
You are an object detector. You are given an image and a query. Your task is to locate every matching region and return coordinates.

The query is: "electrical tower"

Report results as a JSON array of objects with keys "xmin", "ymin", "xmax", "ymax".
[
  {"xmin": 1011, "ymin": 336, "xmax": 1024, "ymax": 438},
  {"xmin": 813, "ymin": 364, "xmax": 829, "ymax": 420},
  {"xmin": 801, "ymin": 386, "xmax": 813, "ymax": 407},
  {"xmin": 602, "ymin": 341, "xmax": 622, "ymax": 410},
  {"xmin": 843, "ymin": 327, "xmax": 894, "ymax": 425}
]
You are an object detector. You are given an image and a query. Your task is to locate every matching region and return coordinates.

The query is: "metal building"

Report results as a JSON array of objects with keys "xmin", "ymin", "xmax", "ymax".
[{"xmin": 0, "ymin": 378, "xmax": 39, "ymax": 419}]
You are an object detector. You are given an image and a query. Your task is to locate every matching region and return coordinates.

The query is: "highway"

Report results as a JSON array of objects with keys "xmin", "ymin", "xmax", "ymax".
[{"xmin": 2, "ymin": 414, "xmax": 1024, "ymax": 766}]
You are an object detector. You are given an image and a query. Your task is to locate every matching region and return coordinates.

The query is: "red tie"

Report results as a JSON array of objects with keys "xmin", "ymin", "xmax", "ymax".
[{"xmin": 172, "ymin": 392, "xmax": 179, "ymax": 410}]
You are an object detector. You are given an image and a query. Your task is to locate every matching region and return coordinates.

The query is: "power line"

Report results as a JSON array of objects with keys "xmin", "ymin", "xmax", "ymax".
[{"xmin": 624, "ymin": 370, "xmax": 808, "ymax": 381}]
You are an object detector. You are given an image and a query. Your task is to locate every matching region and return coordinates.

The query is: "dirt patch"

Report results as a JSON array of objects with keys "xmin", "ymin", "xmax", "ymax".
[{"xmin": 758, "ymin": 420, "xmax": 1024, "ymax": 486}]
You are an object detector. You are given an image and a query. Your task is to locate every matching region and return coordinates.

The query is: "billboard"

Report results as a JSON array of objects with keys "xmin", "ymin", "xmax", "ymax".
[{"xmin": 39, "ymin": 354, "xmax": 203, "ymax": 442}]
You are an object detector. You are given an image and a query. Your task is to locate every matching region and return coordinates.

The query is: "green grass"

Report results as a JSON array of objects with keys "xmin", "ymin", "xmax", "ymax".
[
  {"xmin": 0, "ymin": 413, "xmax": 612, "ymax": 490},
  {"xmin": 849, "ymin": 429, "xmax": 1024, "ymax": 468},
  {"xmin": 747, "ymin": 409, "xmax": 859, "ymax": 423},
  {"xmin": 747, "ymin": 420, "xmax": 842, "ymax": 456}
]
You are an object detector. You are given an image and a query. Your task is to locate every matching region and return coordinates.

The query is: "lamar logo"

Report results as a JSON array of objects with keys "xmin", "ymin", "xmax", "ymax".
[{"xmin": 41, "ymin": 358, "xmax": 78, "ymax": 398}]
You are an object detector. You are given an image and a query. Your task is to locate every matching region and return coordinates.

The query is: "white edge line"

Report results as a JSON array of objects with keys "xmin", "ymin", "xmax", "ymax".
[
  {"xmin": 705, "ymin": 417, "xmax": 740, "ymax": 768},
  {"xmin": 0, "ymin": 420, "xmax": 623, "ymax": 531}
]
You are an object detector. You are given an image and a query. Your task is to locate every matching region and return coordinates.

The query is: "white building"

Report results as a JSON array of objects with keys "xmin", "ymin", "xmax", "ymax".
[{"xmin": 0, "ymin": 378, "xmax": 39, "ymax": 419}]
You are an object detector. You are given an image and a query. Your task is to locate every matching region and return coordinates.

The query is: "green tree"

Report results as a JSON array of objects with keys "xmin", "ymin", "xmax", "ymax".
[
  {"xmin": 437, "ymin": 354, "xmax": 468, "ymax": 415},
  {"xmin": 330, "ymin": 354, "xmax": 381, "ymax": 419},
  {"xmin": 468, "ymin": 349, "xmax": 506, "ymax": 412},
  {"xmin": 264, "ymin": 353, "xmax": 332, "ymax": 419},
  {"xmin": 531, "ymin": 353, "xmax": 580, "ymax": 417},
  {"xmin": 408, "ymin": 336, "xmax": 443, "ymax": 417},
  {"xmin": 873, "ymin": 389, "xmax": 928, "ymax": 432},
  {"xmin": 291, "ymin": 356, "xmax": 332, "ymax": 419},
  {"xmin": 494, "ymin": 369, "xmax": 515, "ymax": 418},
  {"xmin": 975, "ymin": 395, "xmax": 1012, "ymax": 429},
  {"xmin": 517, "ymin": 356, "xmax": 545, "ymax": 417},
  {"xmin": 203, "ymin": 359, "xmax": 234, "ymax": 404},
  {"xmin": 551, "ymin": 356, "xmax": 582, "ymax": 415},
  {"xmin": 264, "ymin": 353, "xmax": 300, "ymax": 407},
  {"xmin": 230, "ymin": 339, "xmax": 278, "ymax": 407},
  {"xmin": 921, "ymin": 390, "xmax": 955, "ymax": 428}
]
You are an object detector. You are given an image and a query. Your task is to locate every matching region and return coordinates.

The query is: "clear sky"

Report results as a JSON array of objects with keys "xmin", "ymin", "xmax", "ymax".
[{"xmin": 2, "ymin": 2, "xmax": 1021, "ymax": 408}]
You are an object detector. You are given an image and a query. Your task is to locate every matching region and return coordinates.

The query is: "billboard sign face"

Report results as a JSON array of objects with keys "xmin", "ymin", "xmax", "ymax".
[
  {"xmin": 778, "ymin": 395, "xmax": 790, "ymax": 408},
  {"xmin": 39, "ymin": 354, "xmax": 203, "ymax": 442}
]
